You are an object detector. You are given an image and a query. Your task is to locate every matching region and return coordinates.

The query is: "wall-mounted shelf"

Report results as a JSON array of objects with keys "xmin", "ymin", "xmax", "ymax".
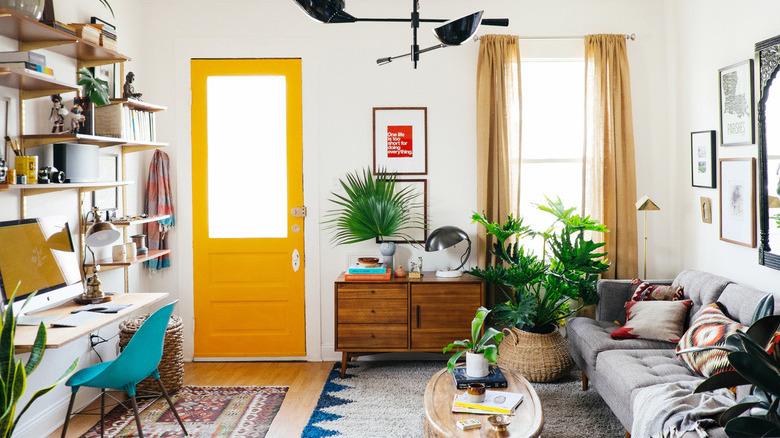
[
  {"xmin": 86, "ymin": 214, "xmax": 172, "ymax": 228},
  {"xmin": 92, "ymin": 249, "xmax": 171, "ymax": 268},
  {"xmin": 8, "ymin": 180, "xmax": 131, "ymax": 196},
  {"xmin": 20, "ymin": 133, "xmax": 168, "ymax": 152},
  {"xmin": 108, "ymin": 98, "xmax": 167, "ymax": 113},
  {"xmin": 0, "ymin": 67, "xmax": 77, "ymax": 99}
]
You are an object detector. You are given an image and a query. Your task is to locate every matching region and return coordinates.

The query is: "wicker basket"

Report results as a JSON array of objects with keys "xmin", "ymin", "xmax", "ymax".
[
  {"xmin": 497, "ymin": 327, "xmax": 573, "ymax": 383},
  {"xmin": 119, "ymin": 314, "xmax": 184, "ymax": 394}
]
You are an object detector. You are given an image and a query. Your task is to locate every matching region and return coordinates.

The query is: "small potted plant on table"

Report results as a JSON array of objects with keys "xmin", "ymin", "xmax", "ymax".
[{"xmin": 443, "ymin": 307, "xmax": 504, "ymax": 377}]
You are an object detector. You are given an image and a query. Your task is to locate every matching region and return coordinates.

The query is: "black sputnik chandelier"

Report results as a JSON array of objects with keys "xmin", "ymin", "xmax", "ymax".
[{"xmin": 292, "ymin": 0, "xmax": 510, "ymax": 68}]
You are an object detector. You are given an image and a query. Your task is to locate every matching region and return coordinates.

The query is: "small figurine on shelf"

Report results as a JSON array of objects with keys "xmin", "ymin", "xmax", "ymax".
[
  {"xmin": 70, "ymin": 97, "xmax": 86, "ymax": 134},
  {"xmin": 50, "ymin": 94, "xmax": 69, "ymax": 134},
  {"xmin": 123, "ymin": 71, "xmax": 143, "ymax": 100}
]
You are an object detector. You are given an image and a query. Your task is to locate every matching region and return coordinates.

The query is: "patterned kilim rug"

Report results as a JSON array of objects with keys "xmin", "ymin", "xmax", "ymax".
[
  {"xmin": 82, "ymin": 386, "xmax": 287, "ymax": 438},
  {"xmin": 302, "ymin": 361, "xmax": 624, "ymax": 438}
]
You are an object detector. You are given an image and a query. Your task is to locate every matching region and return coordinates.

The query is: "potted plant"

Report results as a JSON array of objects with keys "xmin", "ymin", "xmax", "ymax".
[
  {"xmin": 443, "ymin": 307, "xmax": 504, "ymax": 377},
  {"xmin": 77, "ymin": 67, "xmax": 111, "ymax": 135},
  {"xmin": 469, "ymin": 197, "xmax": 609, "ymax": 382},
  {"xmin": 677, "ymin": 296, "xmax": 780, "ymax": 437},
  {"xmin": 0, "ymin": 283, "xmax": 78, "ymax": 437},
  {"xmin": 324, "ymin": 168, "xmax": 424, "ymax": 268}
]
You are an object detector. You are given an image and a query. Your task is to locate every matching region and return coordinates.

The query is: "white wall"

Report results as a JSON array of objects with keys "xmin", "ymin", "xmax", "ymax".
[
  {"xmin": 669, "ymin": 0, "xmax": 780, "ymax": 294},
  {"xmin": 129, "ymin": 0, "xmax": 675, "ymax": 362}
]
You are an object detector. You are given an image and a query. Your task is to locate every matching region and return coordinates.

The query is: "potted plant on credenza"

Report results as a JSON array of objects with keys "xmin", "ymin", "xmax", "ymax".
[{"xmin": 469, "ymin": 197, "xmax": 609, "ymax": 382}]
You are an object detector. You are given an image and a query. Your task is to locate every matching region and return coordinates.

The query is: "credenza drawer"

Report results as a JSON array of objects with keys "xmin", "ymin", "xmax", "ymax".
[
  {"xmin": 338, "ymin": 298, "xmax": 407, "ymax": 324},
  {"xmin": 337, "ymin": 324, "xmax": 407, "ymax": 349},
  {"xmin": 337, "ymin": 284, "xmax": 406, "ymax": 300}
]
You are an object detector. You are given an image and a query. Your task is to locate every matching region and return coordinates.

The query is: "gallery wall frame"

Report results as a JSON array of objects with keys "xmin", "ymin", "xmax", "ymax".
[
  {"xmin": 691, "ymin": 130, "xmax": 717, "ymax": 188},
  {"xmin": 719, "ymin": 157, "xmax": 756, "ymax": 248},
  {"xmin": 719, "ymin": 59, "xmax": 755, "ymax": 146}
]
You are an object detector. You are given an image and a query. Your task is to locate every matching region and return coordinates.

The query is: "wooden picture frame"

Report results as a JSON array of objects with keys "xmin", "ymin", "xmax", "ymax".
[
  {"xmin": 719, "ymin": 158, "xmax": 756, "ymax": 247},
  {"xmin": 376, "ymin": 179, "xmax": 428, "ymax": 244},
  {"xmin": 691, "ymin": 130, "xmax": 717, "ymax": 188},
  {"xmin": 373, "ymin": 107, "xmax": 428, "ymax": 175},
  {"xmin": 719, "ymin": 60, "xmax": 755, "ymax": 146}
]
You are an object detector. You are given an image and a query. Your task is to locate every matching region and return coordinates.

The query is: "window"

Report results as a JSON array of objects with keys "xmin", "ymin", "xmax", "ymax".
[{"xmin": 509, "ymin": 55, "xmax": 585, "ymax": 252}]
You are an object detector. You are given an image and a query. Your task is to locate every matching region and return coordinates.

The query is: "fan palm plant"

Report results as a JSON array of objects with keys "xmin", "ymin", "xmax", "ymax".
[
  {"xmin": 0, "ymin": 283, "xmax": 78, "ymax": 438},
  {"xmin": 324, "ymin": 168, "xmax": 424, "ymax": 245}
]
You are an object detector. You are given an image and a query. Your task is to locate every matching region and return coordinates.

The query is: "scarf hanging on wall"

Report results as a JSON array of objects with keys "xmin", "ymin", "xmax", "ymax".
[{"xmin": 144, "ymin": 149, "xmax": 175, "ymax": 270}]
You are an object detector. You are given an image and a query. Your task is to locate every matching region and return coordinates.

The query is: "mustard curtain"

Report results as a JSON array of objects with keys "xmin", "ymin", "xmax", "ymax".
[
  {"xmin": 584, "ymin": 34, "xmax": 638, "ymax": 279},
  {"xmin": 476, "ymin": 35, "xmax": 521, "ymax": 268}
]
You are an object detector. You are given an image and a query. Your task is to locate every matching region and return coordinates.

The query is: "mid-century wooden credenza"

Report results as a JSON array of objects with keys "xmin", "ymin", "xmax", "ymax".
[{"xmin": 334, "ymin": 272, "xmax": 485, "ymax": 377}]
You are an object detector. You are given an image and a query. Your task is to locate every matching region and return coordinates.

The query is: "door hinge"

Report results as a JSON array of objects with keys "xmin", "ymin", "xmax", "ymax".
[{"xmin": 291, "ymin": 206, "xmax": 307, "ymax": 218}]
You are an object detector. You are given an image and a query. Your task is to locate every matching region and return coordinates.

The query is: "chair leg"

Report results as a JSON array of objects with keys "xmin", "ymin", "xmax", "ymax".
[
  {"xmin": 60, "ymin": 390, "xmax": 77, "ymax": 438},
  {"xmin": 581, "ymin": 371, "xmax": 589, "ymax": 391},
  {"xmin": 129, "ymin": 396, "xmax": 145, "ymax": 438},
  {"xmin": 100, "ymin": 389, "xmax": 105, "ymax": 438},
  {"xmin": 156, "ymin": 378, "xmax": 188, "ymax": 436}
]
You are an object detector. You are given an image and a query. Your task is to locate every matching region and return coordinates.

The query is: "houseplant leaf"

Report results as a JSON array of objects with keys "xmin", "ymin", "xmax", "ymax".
[
  {"xmin": 745, "ymin": 315, "xmax": 780, "ymax": 348},
  {"xmin": 24, "ymin": 323, "xmax": 46, "ymax": 375},
  {"xmin": 724, "ymin": 416, "xmax": 780, "ymax": 437},
  {"xmin": 11, "ymin": 358, "xmax": 78, "ymax": 435},
  {"xmin": 719, "ymin": 397, "xmax": 762, "ymax": 424},
  {"xmin": 446, "ymin": 350, "xmax": 467, "ymax": 372},
  {"xmin": 752, "ymin": 295, "xmax": 775, "ymax": 323},
  {"xmin": 471, "ymin": 307, "xmax": 489, "ymax": 346},
  {"xmin": 695, "ymin": 370, "xmax": 748, "ymax": 393}
]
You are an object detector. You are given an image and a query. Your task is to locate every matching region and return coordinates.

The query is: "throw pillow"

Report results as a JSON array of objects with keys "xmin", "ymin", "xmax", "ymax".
[
  {"xmin": 630, "ymin": 278, "xmax": 684, "ymax": 302},
  {"xmin": 676, "ymin": 304, "xmax": 745, "ymax": 378},
  {"xmin": 611, "ymin": 299, "xmax": 693, "ymax": 342}
]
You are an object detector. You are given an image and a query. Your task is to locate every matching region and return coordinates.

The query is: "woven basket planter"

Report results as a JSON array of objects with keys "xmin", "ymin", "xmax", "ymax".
[
  {"xmin": 497, "ymin": 327, "xmax": 573, "ymax": 383},
  {"xmin": 119, "ymin": 314, "xmax": 184, "ymax": 394}
]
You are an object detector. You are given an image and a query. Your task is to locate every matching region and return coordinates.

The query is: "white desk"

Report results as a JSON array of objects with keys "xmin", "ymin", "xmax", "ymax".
[{"xmin": 14, "ymin": 292, "xmax": 168, "ymax": 353}]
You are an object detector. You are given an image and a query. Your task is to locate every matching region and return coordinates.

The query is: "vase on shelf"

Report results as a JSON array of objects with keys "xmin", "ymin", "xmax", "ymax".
[
  {"xmin": 379, "ymin": 241, "xmax": 396, "ymax": 271},
  {"xmin": 0, "ymin": 0, "xmax": 45, "ymax": 19}
]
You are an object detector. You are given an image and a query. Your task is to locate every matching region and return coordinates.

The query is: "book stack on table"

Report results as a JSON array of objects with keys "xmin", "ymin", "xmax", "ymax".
[
  {"xmin": 450, "ymin": 366, "xmax": 508, "ymax": 390},
  {"xmin": 343, "ymin": 261, "xmax": 391, "ymax": 281},
  {"xmin": 450, "ymin": 366, "xmax": 523, "ymax": 415}
]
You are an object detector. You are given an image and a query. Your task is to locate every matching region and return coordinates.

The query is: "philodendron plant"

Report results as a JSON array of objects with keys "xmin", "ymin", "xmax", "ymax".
[
  {"xmin": 677, "ymin": 295, "xmax": 780, "ymax": 437},
  {"xmin": 443, "ymin": 307, "xmax": 504, "ymax": 372}
]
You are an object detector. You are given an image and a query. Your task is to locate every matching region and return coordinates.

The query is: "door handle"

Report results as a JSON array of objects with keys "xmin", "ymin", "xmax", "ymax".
[{"xmin": 292, "ymin": 249, "xmax": 301, "ymax": 272}]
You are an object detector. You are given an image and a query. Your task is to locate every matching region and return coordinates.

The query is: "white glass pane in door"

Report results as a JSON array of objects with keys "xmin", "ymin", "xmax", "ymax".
[{"xmin": 206, "ymin": 75, "xmax": 288, "ymax": 238}]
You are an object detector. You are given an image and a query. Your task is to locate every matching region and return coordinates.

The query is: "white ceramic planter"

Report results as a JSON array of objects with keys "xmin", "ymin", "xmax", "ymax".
[{"xmin": 466, "ymin": 352, "xmax": 490, "ymax": 378}]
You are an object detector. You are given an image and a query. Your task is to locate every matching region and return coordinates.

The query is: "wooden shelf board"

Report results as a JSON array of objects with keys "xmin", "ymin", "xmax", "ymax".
[
  {"xmin": 0, "ymin": 67, "xmax": 77, "ymax": 99},
  {"xmin": 92, "ymin": 249, "xmax": 171, "ymax": 267},
  {"xmin": 9, "ymin": 180, "xmax": 132, "ymax": 195},
  {"xmin": 20, "ymin": 133, "xmax": 168, "ymax": 150},
  {"xmin": 108, "ymin": 98, "xmax": 167, "ymax": 112},
  {"xmin": 45, "ymin": 37, "xmax": 129, "ymax": 68},
  {"xmin": 0, "ymin": 9, "xmax": 76, "ymax": 49},
  {"xmin": 87, "ymin": 214, "xmax": 172, "ymax": 227}
]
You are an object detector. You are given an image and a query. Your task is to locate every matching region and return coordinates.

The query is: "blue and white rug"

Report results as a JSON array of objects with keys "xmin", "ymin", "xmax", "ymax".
[{"xmin": 301, "ymin": 361, "xmax": 624, "ymax": 438}]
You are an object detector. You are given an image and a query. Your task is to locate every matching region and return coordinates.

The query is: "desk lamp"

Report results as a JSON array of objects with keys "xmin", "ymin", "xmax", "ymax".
[
  {"xmin": 425, "ymin": 226, "xmax": 471, "ymax": 278},
  {"xmin": 78, "ymin": 208, "xmax": 120, "ymax": 304}
]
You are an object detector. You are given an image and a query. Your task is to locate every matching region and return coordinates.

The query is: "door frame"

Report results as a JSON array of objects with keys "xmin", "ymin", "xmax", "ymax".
[{"xmin": 172, "ymin": 47, "xmax": 323, "ymax": 362}]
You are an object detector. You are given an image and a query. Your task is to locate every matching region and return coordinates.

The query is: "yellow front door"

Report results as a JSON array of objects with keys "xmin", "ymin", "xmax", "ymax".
[{"xmin": 191, "ymin": 59, "xmax": 305, "ymax": 358}]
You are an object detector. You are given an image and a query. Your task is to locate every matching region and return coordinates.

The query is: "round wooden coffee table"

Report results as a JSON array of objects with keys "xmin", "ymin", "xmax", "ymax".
[{"xmin": 423, "ymin": 368, "xmax": 544, "ymax": 438}]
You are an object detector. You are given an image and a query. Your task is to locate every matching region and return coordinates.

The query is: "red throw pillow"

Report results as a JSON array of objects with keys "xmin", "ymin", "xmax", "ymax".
[
  {"xmin": 630, "ymin": 278, "xmax": 684, "ymax": 302},
  {"xmin": 611, "ymin": 300, "xmax": 693, "ymax": 342},
  {"xmin": 676, "ymin": 304, "xmax": 745, "ymax": 377}
]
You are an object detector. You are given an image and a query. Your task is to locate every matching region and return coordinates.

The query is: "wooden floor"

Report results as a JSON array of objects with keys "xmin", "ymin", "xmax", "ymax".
[{"xmin": 50, "ymin": 361, "xmax": 334, "ymax": 438}]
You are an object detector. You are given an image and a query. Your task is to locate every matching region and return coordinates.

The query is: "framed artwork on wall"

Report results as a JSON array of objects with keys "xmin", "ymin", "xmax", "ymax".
[
  {"xmin": 90, "ymin": 64, "xmax": 121, "ymax": 99},
  {"xmin": 691, "ymin": 130, "xmax": 717, "ymax": 188},
  {"xmin": 719, "ymin": 158, "xmax": 756, "ymax": 247},
  {"xmin": 373, "ymin": 107, "xmax": 427, "ymax": 175},
  {"xmin": 92, "ymin": 154, "xmax": 120, "ymax": 210},
  {"xmin": 719, "ymin": 60, "xmax": 755, "ymax": 146},
  {"xmin": 376, "ymin": 179, "xmax": 428, "ymax": 244}
]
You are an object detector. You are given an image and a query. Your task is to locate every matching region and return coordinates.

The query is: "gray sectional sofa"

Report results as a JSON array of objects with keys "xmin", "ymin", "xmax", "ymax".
[{"xmin": 567, "ymin": 270, "xmax": 777, "ymax": 437}]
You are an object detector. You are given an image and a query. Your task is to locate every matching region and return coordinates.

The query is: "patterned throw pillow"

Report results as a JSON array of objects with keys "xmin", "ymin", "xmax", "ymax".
[
  {"xmin": 611, "ymin": 300, "xmax": 693, "ymax": 342},
  {"xmin": 676, "ymin": 304, "xmax": 745, "ymax": 378},
  {"xmin": 630, "ymin": 278, "xmax": 684, "ymax": 302}
]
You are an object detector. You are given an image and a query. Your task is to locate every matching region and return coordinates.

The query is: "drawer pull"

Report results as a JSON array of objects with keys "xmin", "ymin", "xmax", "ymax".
[
  {"xmin": 416, "ymin": 305, "xmax": 421, "ymax": 328},
  {"xmin": 371, "ymin": 309, "xmax": 376, "ymax": 313},
  {"xmin": 370, "ymin": 290, "xmax": 376, "ymax": 294},
  {"xmin": 371, "ymin": 333, "xmax": 376, "ymax": 338}
]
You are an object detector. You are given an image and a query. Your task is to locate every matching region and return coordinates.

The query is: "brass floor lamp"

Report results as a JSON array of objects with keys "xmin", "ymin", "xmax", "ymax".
[{"xmin": 636, "ymin": 195, "xmax": 660, "ymax": 279}]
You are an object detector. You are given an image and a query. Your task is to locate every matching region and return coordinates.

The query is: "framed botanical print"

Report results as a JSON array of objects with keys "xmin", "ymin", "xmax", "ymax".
[
  {"xmin": 719, "ymin": 158, "xmax": 756, "ymax": 247},
  {"xmin": 376, "ymin": 179, "xmax": 428, "ymax": 244},
  {"xmin": 373, "ymin": 107, "xmax": 427, "ymax": 175},
  {"xmin": 691, "ymin": 130, "xmax": 717, "ymax": 188},
  {"xmin": 719, "ymin": 60, "xmax": 755, "ymax": 146}
]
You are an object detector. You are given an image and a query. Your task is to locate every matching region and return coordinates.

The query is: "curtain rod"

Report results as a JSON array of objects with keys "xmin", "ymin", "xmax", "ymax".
[{"xmin": 473, "ymin": 33, "xmax": 637, "ymax": 42}]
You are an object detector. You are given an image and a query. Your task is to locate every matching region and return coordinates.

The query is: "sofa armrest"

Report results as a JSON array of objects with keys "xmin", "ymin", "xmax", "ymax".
[{"xmin": 595, "ymin": 279, "xmax": 673, "ymax": 323}]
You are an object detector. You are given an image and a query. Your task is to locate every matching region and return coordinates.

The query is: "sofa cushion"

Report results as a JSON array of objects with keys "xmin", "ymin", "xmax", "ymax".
[
  {"xmin": 567, "ymin": 317, "xmax": 675, "ymax": 371},
  {"xmin": 672, "ymin": 270, "xmax": 732, "ymax": 321},
  {"xmin": 611, "ymin": 300, "xmax": 693, "ymax": 342},
  {"xmin": 631, "ymin": 279, "xmax": 684, "ymax": 301},
  {"xmin": 717, "ymin": 283, "xmax": 775, "ymax": 325},
  {"xmin": 593, "ymin": 349, "xmax": 701, "ymax": 427},
  {"xmin": 677, "ymin": 303, "xmax": 745, "ymax": 377}
]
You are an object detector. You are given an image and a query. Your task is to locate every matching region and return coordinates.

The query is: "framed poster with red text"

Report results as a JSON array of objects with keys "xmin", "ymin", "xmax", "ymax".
[{"xmin": 373, "ymin": 107, "xmax": 427, "ymax": 175}]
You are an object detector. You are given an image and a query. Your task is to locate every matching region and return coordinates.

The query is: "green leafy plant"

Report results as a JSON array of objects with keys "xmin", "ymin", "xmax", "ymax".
[
  {"xmin": 77, "ymin": 68, "xmax": 110, "ymax": 106},
  {"xmin": 443, "ymin": 307, "xmax": 504, "ymax": 372},
  {"xmin": 677, "ymin": 295, "xmax": 780, "ymax": 437},
  {"xmin": 324, "ymin": 168, "xmax": 424, "ymax": 245},
  {"xmin": 469, "ymin": 197, "xmax": 609, "ymax": 333},
  {"xmin": 0, "ymin": 283, "xmax": 78, "ymax": 437}
]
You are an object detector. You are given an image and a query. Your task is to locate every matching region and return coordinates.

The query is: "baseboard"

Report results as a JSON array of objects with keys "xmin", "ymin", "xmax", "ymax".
[{"xmin": 14, "ymin": 386, "xmax": 102, "ymax": 438}]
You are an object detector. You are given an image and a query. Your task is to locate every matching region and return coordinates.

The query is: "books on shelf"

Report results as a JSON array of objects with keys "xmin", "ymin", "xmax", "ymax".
[
  {"xmin": 452, "ymin": 390, "xmax": 524, "ymax": 415},
  {"xmin": 94, "ymin": 103, "xmax": 157, "ymax": 142},
  {"xmin": 69, "ymin": 23, "xmax": 101, "ymax": 45},
  {"xmin": 0, "ymin": 51, "xmax": 45, "ymax": 65},
  {"xmin": 451, "ymin": 366, "xmax": 508, "ymax": 390},
  {"xmin": 2, "ymin": 62, "xmax": 54, "ymax": 76}
]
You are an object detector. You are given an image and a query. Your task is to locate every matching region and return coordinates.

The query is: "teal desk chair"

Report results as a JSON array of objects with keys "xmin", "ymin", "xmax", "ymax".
[{"xmin": 60, "ymin": 302, "xmax": 188, "ymax": 438}]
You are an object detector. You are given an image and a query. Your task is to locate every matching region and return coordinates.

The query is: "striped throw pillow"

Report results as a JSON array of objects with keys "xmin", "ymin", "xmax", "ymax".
[{"xmin": 676, "ymin": 304, "xmax": 745, "ymax": 378}]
